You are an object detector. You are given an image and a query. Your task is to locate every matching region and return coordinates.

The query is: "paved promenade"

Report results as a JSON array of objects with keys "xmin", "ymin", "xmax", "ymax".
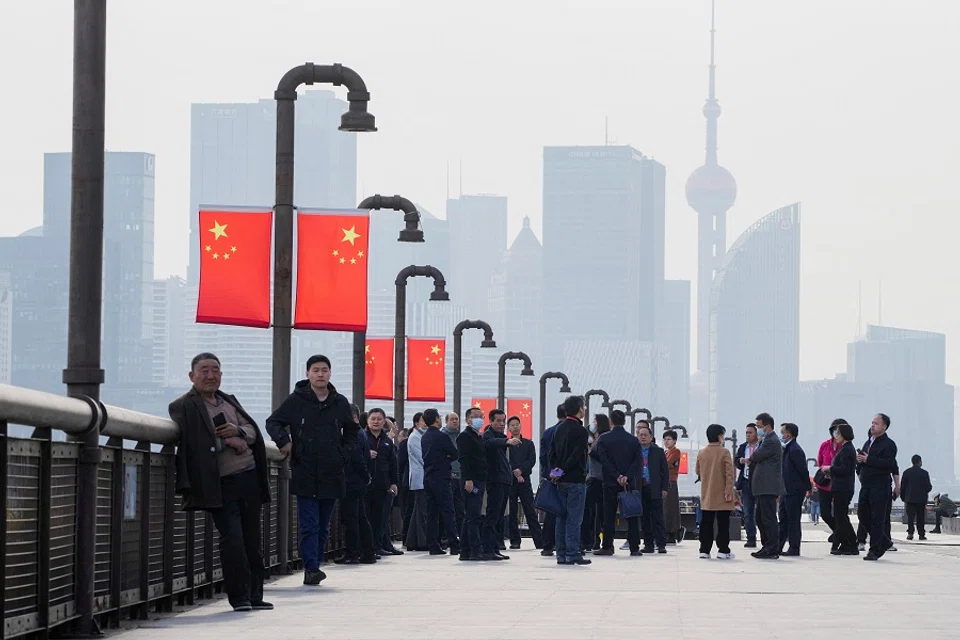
[{"xmin": 108, "ymin": 522, "xmax": 959, "ymax": 640}]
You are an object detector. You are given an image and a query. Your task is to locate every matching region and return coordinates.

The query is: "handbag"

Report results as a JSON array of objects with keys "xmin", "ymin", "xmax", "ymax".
[
  {"xmin": 814, "ymin": 468, "xmax": 830, "ymax": 488},
  {"xmin": 535, "ymin": 480, "xmax": 566, "ymax": 517},
  {"xmin": 618, "ymin": 488, "xmax": 643, "ymax": 519}
]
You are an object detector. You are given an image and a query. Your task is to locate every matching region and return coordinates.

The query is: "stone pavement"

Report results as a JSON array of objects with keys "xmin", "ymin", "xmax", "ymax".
[{"xmin": 108, "ymin": 522, "xmax": 960, "ymax": 640}]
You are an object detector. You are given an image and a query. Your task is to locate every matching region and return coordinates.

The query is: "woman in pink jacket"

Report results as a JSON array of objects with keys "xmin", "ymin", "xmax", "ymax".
[{"xmin": 816, "ymin": 418, "xmax": 847, "ymax": 551}]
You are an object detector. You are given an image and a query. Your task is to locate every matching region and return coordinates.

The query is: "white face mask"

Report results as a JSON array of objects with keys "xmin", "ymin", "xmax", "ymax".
[{"xmin": 470, "ymin": 418, "xmax": 484, "ymax": 431}]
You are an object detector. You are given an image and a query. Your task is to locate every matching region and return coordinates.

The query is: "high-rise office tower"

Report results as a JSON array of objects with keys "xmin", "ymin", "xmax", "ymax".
[
  {"xmin": 686, "ymin": 0, "xmax": 738, "ymax": 376},
  {"xmin": 0, "ymin": 271, "xmax": 11, "ymax": 385},
  {"xmin": 151, "ymin": 276, "xmax": 186, "ymax": 387},
  {"xmin": 446, "ymin": 194, "xmax": 508, "ymax": 317},
  {"xmin": 656, "ymin": 279, "xmax": 691, "ymax": 426},
  {"xmin": 489, "ymin": 216, "xmax": 543, "ymax": 364}
]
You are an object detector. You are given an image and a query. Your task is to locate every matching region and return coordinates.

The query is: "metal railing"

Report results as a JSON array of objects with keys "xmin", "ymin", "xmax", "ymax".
[{"xmin": 0, "ymin": 383, "xmax": 378, "ymax": 638}]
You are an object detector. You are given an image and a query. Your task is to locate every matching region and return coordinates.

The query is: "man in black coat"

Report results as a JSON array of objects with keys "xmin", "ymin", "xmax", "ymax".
[
  {"xmin": 364, "ymin": 408, "xmax": 401, "ymax": 556},
  {"xmin": 856, "ymin": 413, "xmax": 899, "ymax": 561},
  {"xmin": 591, "ymin": 410, "xmax": 643, "ymax": 555},
  {"xmin": 481, "ymin": 409, "xmax": 520, "ymax": 559},
  {"xmin": 539, "ymin": 404, "xmax": 567, "ymax": 556},
  {"xmin": 265, "ymin": 355, "xmax": 360, "ymax": 585},
  {"xmin": 900, "ymin": 454, "xmax": 932, "ymax": 540},
  {"xmin": 777, "ymin": 422, "xmax": 811, "ymax": 556},
  {"xmin": 548, "ymin": 395, "xmax": 592, "ymax": 566},
  {"xmin": 421, "ymin": 408, "xmax": 461, "ymax": 555},
  {"xmin": 335, "ymin": 404, "xmax": 377, "ymax": 565},
  {"xmin": 457, "ymin": 406, "xmax": 489, "ymax": 561},
  {"xmin": 636, "ymin": 422, "xmax": 671, "ymax": 554},
  {"xmin": 506, "ymin": 415, "xmax": 544, "ymax": 549},
  {"xmin": 169, "ymin": 353, "xmax": 272, "ymax": 612}
]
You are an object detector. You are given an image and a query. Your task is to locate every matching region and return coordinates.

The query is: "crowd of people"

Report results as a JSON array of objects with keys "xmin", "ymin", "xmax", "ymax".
[{"xmin": 169, "ymin": 351, "xmax": 946, "ymax": 613}]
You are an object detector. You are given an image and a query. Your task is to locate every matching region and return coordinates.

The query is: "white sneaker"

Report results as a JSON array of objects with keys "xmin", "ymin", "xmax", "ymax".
[
  {"xmin": 857, "ymin": 543, "xmax": 865, "ymax": 552},
  {"xmin": 699, "ymin": 552, "xmax": 711, "ymax": 559},
  {"xmin": 716, "ymin": 552, "xmax": 735, "ymax": 560},
  {"xmin": 620, "ymin": 541, "xmax": 630, "ymax": 551}
]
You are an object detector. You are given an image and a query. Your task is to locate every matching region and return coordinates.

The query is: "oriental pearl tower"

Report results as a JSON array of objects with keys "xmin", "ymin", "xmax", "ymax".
[{"xmin": 686, "ymin": 0, "xmax": 737, "ymax": 376}]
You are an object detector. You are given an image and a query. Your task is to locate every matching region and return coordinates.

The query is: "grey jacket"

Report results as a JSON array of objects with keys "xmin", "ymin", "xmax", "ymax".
[
  {"xmin": 749, "ymin": 430, "xmax": 785, "ymax": 497},
  {"xmin": 441, "ymin": 427, "xmax": 461, "ymax": 476}
]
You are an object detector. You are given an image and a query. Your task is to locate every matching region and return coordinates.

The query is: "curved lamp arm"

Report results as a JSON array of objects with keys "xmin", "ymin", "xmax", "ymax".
[{"xmin": 358, "ymin": 194, "xmax": 423, "ymax": 242}]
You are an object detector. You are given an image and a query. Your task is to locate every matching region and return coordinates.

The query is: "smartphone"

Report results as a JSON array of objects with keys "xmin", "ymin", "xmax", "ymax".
[{"xmin": 212, "ymin": 412, "xmax": 227, "ymax": 428}]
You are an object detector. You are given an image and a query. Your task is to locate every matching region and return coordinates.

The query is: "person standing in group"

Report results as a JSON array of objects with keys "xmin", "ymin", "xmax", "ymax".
[
  {"xmin": 539, "ymin": 404, "xmax": 566, "ymax": 557},
  {"xmin": 582, "ymin": 414, "xmax": 610, "ymax": 554},
  {"xmin": 397, "ymin": 427, "xmax": 412, "ymax": 541},
  {"xmin": 336, "ymin": 404, "xmax": 377, "ymax": 565},
  {"xmin": 749, "ymin": 412, "xmax": 784, "ymax": 560},
  {"xmin": 421, "ymin": 408, "xmax": 461, "ymax": 556},
  {"xmin": 663, "ymin": 430, "xmax": 686, "ymax": 544},
  {"xmin": 457, "ymin": 407, "xmax": 489, "ymax": 561},
  {"xmin": 364, "ymin": 408, "xmax": 402, "ymax": 557},
  {"xmin": 266, "ymin": 355, "xmax": 359, "ymax": 586},
  {"xmin": 482, "ymin": 409, "xmax": 520, "ymax": 559},
  {"xmin": 900, "ymin": 454, "xmax": 932, "ymax": 541},
  {"xmin": 696, "ymin": 424, "xmax": 736, "ymax": 560},
  {"xmin": 815, "ymin": 420, "xmax": 844, "ymax": 550},
  {"xmin": 405, "ymin": 413, "xmax": 430, "ymax": 551},
  {"xmin": 591, "ymin": 410, "xmax": 643, "ymax": 556},
  {"xmin": 506, "ymin": 415, "xmax": 544, "ymax": 549},
  {"xmin": 441, "ymin": 412, "xmax": 465, "ymax": 543},
  {"xmin": 548, "ymin": 395, "xmax": 592, "ymax": 566},
  {"xmin": 822, "ymin": 422, "xmax": 859, "ymax": 555},
  {"xmin": 857, "ymin": 413, "xmax": 899, "ymax": 561},
  {"xmin": 778, "ymin": 422, "xmax": 811, "ymax": 556},
  {"xmin": 170, "ymin": 353, "xmax": 273, "ymax": 611},
  {"xmin": 734, "ymin": 424, "xmax": 760, "ymax": 548},
  {"xmin": 636, "ymin": 423, "xmax": 671, "ymax": 554}
]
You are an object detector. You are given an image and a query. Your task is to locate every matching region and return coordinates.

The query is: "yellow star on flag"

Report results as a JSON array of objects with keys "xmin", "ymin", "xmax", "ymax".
[
  {"xmin": 365, "ymin": 344, "xmax": 371, "ymax": 353},
  {"xmin": 212, "ymin": 253, "xmax": 219, "ymax": 259},
  {"xmin": 339, "ymin": 258, "xmax": 346, "ymax": 264},
  {"xmin": 523, "ymin": 403, "xmax": 530, "ymax": 410},
  {"xmin": 358, "ymin": 250, "xmax": 364, "ymax": 258},
  {"xmin": 430, "ymin": 344, "xmax": 441, "ymax": 355},
  {"xmin": 223, "ymin": 253, "xmax": 230, "ymax": 260},
  {"xmin": 208, "ymin": 221, "xmax": 228, "ymax": 240},
  {"xmin": 350, "ymin": 258, "xmax": 357, "ymax": 265},
  {"xmin": 341, "ymin": 225, "xmax": 361, "ymax": 245},
  {"xmin": 333, "ymin": 249, "xmax": 339, "ymax": 256},
  {"xmin": 474, "ymin": 402, "xmax": 482, "ymax": 408},
  {"xmin": 205, "ymin": 245, "xmax": 211, "ymax": 252}
]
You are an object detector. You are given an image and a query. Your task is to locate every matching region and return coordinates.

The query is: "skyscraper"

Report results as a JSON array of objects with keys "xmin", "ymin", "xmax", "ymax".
[
  {"xmin": 151, "ymin": 276, "xmax": 186, "ymax": 387},
  {"xmin": 709, "ymin": 203, "xmax": 801, "ymax": 426},
  {"xmin": 686, "ymin": 0, "xmax": 738, "ymax": 376},
  {"xmin": 0, "ymin": 271, "xmax": 12, "ymax": 385},
  {"xmin": 656, "ymin": 280, "xmax": 691, "ymax": 426},
  {"xmin": 489, "ymin": 216, "xmax": 543, "ymax": 365},
  {"xmin": 446, "ymin": 194, "xmax": 508, "ymax": 317}
]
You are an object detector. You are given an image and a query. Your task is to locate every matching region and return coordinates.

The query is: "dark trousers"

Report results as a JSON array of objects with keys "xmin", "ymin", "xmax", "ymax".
[
  {"xmin": 831, "ymin": 490, "xmax": 857, "ymax": 551},
  {"xmin": 858, "ymin": 486, "xmax": 890, "ymax": 557},
  {"xmin": 580, "ymin": 478, "xmax": 603, "ymax": 550},
  {"xmin": 340, "ymin": 488, "xmax": 376, "ymax": 559},
  {"xmin": 600, "ymin": 485, "xmax": 640, "ymax": 551},
  {"xmin": 640, "ymin": 486, "xmax": 666, "ymax": 550},
  {"xmin": 740, "ymin": 483, "xmax": 757, "ymax": 543},
  {"xmin": 365, "ymin": 487, "xmax": 388, "ymax": 552},
  {"xmin": 460, "ymin": 481, "xmax": 485, "ymax": 557},
  {"xmin": 819, "ymin": 488, "xmax": 835, "ymax": 535},
  {"xmin": 296, "ymin": 496, "xmax": 337, "ymax": 572},
  {"xmin": 699, "ymin": 510, "xmax": 731, "ymax": 555},
  {"xmin": 755, "ymin": 494, "xmax": 779, "ymax": 554},
  {"xmin": 906, "ymin": 502, "xmax": 927, "ymax": 537},
  {"xmin": 425, "ymin": 478, "xmax": 460, "ymax": 552},
  {"xmin": 482, "ymin": 483, "xmax": 509, "ymax": 554},
  {"xmin": 509, "ymin": 479, "xmax": 544, "ymax": 547},
  {"xmin": 380, "ymin": 492, "xmax": 396, "ymax": 550},
  {"xmin": 542, "ymin": 511, "xmax": 556, "ymax": 551},
  {"xmin": 210, "ymin": 470, "xmax": 265, "ymax": 606},
  {"xmin": 400, "ymin": 486, "xmax": 414, "ymax": 540},
  {"xmin": 452, "ymin": 477, "xmax": 465, "ymax": 536},
  {"xmin": 777, "ymin": 492, "xmax": 804, "ymax": 552}
]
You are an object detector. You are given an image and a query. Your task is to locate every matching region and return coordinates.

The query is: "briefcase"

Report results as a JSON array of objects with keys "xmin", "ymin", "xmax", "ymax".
[
  {"xmin": 618, "ymin": 489, "xmax": 643, "ymax": 519},
  {"xmin": 535, "ymin": 480, "xmax": 566, "ymax": 517}
]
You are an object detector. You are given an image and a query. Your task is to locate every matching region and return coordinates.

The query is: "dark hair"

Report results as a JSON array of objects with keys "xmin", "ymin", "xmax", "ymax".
[
  {"xmin": 836, "ymin": 422, "xmax": 854, "ymax": 442},
  {"xmin": 387, "ymin": 416, "xmax": 396, "ymax": 423},
  {"xmin": 911, "ymin": 454, "xmax": 922, "ymax": 465},
  {"xmin": 413, "ymin": 412, "xmax": 423, "ymax": 427},
  {"xmin": 706, "ymin": 423, "xmax": 726, "ymax": 443},
  {"xmin": 562, "ymin": 395, "xmax": 584, "ymax": 418},
  {"xmin": 756, "ymin": 412, "xmax": 774, "ymax": 428},
  {"xmin": 489, "ymin": 409, "xmax": 505, "ymax": 422},
  {"xmin": 465, "ymin": 406, "xmax": 482, "ymax": 420},
  {"xmin": 636, "ymin": 419, "xmax": 650, "ymax": 432},
  {"xmin": 829, "ymin": 418, "xmax": 848, "ymax": 435},
  {"xmin": 781, "ymin": 422, "xmax": 798, "ymax": 439},
  {"xmin": 349, "ymin": 404, "xmax": 361, "ymax": 419},
  {"xmin": 191, "ymin": 352, "xmax": 220, "ymax": 369},
  {"xmin": 745, "ymin": 424, "xmax": 757, "ymax": 435},
  {"xmin": 556, "ymin": 404, "xmax": 566, "ymax": 420},
  {"xmin": 663, "ymin": 429, "xmax": 678, "ymax": 441},
  {"xmin": 507, "ymin": 415, "xmax": 521, "ymax": 426},
  {"xmin": 609, "ymin": 410, "xmax": 625, "ymax": 427},
  {"xmin": 595, "ymin": 414, "xmax": 611, "ymax": 435},
  {"xmin": 368, "ymin": 407, "xmax": 386, "ymax": 419},
  {"xmin": 877, "ymin": 413, "xmax": 891, "ymax": 429},
  {"xmin": 306, "ymin": 354, "xmax": 331, "ymax": 371},
  {"xmin": 401, "ymin": 428, "xmax": 411, "ymax": 437},
  {"xmin": 423, "ymin": 408, "xmax": 440, "ymax": 427}
]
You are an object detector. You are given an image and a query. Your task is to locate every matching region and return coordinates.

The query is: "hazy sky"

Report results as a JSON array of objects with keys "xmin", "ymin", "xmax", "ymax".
[{"xmin": 1, "ymin": 0, "xmax": 958, "ymax": 384}]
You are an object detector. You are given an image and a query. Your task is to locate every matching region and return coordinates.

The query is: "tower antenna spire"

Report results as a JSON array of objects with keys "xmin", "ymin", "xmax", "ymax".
[{"xmin": 703, "ymin": 0, "xmax": 720, "ymax": 166}]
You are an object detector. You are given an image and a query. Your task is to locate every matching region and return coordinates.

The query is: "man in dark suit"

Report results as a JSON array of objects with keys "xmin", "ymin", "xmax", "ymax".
[
  {"xmin": 777, "ymin": 422, "xmax": 811, "ymax": 555},
  {"xmin": 734, "ymin": 424, "xmax": 761, "ymax": 548},
  {"xmin": 506, "ymin": 415, "xmax": 544, "ymax": 549},
  {"xmin": 749, "ymin": 412, "xmax": 785, "ymax": 560},
  {"xmin": 636, "ymin": 422, "xmax": 671, "ymax": 554},
  {"xmin": 592, "ymin": 410, "xmax": 643, "ymax": 555},
  {"xmin": 900, "ymin": 454, "xmax": 931, "ymax": 541},
  {"xmin": 169, "ymin": 353, "xmax": 272, "ymax": 612},
  {"xmin": 539, "ymin": 404, "xmax": 566, "ymax": 556},
  {"xmin": 857, "ymin": 413, "xmax": 899, "ymax": 561},
  {"xmin": 421, "ymin": 408, "xmax": 461, "ymax": 555},
  {"xmin": 482, "ymin": 409, "xmax": 520, "ymax": 559}
]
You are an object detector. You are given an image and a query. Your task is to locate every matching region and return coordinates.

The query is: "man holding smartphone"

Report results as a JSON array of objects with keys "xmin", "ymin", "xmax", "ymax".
[{"xmin": 169, "ymin": 353, "xmax": 272, "ymax": 613}]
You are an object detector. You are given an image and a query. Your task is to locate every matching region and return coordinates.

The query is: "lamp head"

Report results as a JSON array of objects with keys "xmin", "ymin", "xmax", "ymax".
[
  {"xmin": 398, "ymin": 228, "xmax": 424, "ymax": 243},
  {"xmin": 429, "ymin": 290, "xmax": 450, "ymax": 302},
  {"xmin": 520, "ymin": 365, "xmax": 534, "ymax": 376},
  {"xmin": 480, "ymin": 339, "xmax": 497, "ymax": 348},
  {"xmin": 559, "ymin": 383, "xmax": 572, "ymax": 393},
  {"xmin": 339, "ymin": 110, "xmax": 377, "ymax": 132}
]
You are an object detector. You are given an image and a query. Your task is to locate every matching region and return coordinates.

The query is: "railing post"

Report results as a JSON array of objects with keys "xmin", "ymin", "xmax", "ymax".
[
  {"xmin": 161, "ymin": 444, "xmax": 176, "ymax": 613},
  {"xmin": 33, "ymin": 427, "xmax": 54, "ymax": 637},
  {"xmin": 277, "ymin": 464, "xmax": 291, "ymax": 574},
  {"xmin": 1, "ymin": 419, "xmax": 7, "ymax": 627},
  {"xmin": 203, "ymin": 513, "xmax": 214, "ymax": 598},
  {"xmin": 106, "ymin": 437, "xmax": 123, "ymax": 628},
  {"xmin": 135, "ymin": 441, "xmax": 150, "ymax": 620}
]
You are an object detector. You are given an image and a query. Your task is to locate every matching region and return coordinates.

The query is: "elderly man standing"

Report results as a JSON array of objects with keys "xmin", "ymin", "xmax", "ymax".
[
  {"xmin": 169, "ymin": 353, "xmax": 272, "ymax": 612},
  {"xmin": 749, "ymin": 412, "xmax": 785, "ymax": 560}
]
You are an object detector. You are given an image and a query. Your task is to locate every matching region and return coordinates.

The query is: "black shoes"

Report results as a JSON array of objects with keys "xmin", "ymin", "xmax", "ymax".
[
  {"xmin": 863, "ymin": 552, "xmax": 879, "ymax": 561},
  {"xmin": 232, "ymin": 602, "xmax": 252, "ymax": 612},
  {"xmin": 540, "ymin": 547, "xmax": 555, "ymax": 556},
  {"xmin": 428, "ymin": 549, "xmax": 447, "ymax": 555},
  {"xmin": 630, "ymin": 550, "xmax": 643, "ymax": 557},
  {"xmin": 594, "ymin": 548, "xmax": 614, "ymax": 556},
  {"xmin": 303, "ymin": 569, "xmax": 326, "ymax": 585},
  {"xmin": 251, "ymin": 600, "xmax": 274, "ymax": 610},
  {"xmin": 751, "ymin": 550, "xmax": 779, "ymax": 560},
  {"xmin": 744, "ymin": 540, "xmax": 757, "ymax": 548}
]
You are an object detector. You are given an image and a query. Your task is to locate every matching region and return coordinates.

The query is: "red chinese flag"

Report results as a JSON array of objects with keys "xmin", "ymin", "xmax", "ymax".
[
  {"xmin": 406, "ymin": 338, "xmax": 446, "ymax": 402},
  {"xmin": 470, "ymin": 398, "xmax": 498, "ymax": 423},
  {"xmin": 196, "ymin": 208, "xmax": 273, "ymax": 328},
  {"xmin": 507, "ymin": 398, "xmax": 534, "ymax": 440},
  {"xmin": 679, "ymin": 452, "xmax": 689, "ymax": 475},
  {"xmin": 365, "ymin": 338, "xmax": 394, "ymax": 401},
  {"xmin": 294, "ymin": 210, "xmax": 370, "ymax": 331}
]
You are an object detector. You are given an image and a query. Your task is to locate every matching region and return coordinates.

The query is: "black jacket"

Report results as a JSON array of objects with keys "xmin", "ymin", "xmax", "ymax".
[
  {"xmin": 397, "ymin": 439, "xmax": 410, "ymax": 489},
  {"xmin": 638, "ymin": 443, "xmax": 671, "ymax": 496},
  {"xmin": 483, "ymin": 427, "xmax": 513, "ymax": 485},
  {"xmin": 169, "ymin": 388, "xmax": 271, "ymax": 511},
  {"xmin": 364, "ymin": 429, "xmax": 399, "ymax": 490},
  {"xmin": 734, "ymin": 441, "xmax": 760, "ymax": 491},
  {"xmin": 345, "ymin": 430, "xmax": 370, "ymax": 493},
  {"xmin": 857, "ymin": 433, "xmax": 899, "ymax": 489},
  {"xmin": 265, "ymin": 381, "xmax": 360, "ymax": 500},
  {"xmin": 457, "ymin": 427, "xmax": 487, "ymax": 483},
  {"xmin": 509, "ymin": 438, "xmax": 537, "ymax": 481},
  {"xmin": 781, "ymin": 439, "xmax": 812, "ymax": 496},
  {"xmin": 422, "ymin": 426, "xmax": 459, "ymax": 484},
  {"xmin": 829, "ymin": 441, "xmax": 857, "ymax": 494},
  {"xmin": 590, "ymin": 427, "xmax": 641, "ymax": 488},
  {"xmin": 549, "ymin": 418, "xmax": 589, "ymax": 484},
  {"xmin": 900, "ymin": 465, "xmax": 932, "ymax": 505}
]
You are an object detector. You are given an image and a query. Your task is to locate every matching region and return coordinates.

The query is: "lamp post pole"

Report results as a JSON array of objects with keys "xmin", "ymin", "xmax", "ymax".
[
  {"xmin": 496, "ymin": 351, "xmax": 535, "ymax": 409},
  {"xmin": 632, "ymin": 407, "xmax": 652, "ymax": 428},
  {"xmin": 352, "ymin": 195, "xmax": 424, "ymax": 410},
  {"xmin": 609, "ymin": 399, "xmax": 633, "ymax": 432},
  {"xmin": 584, "ymin": 389, "xmax": 610, "ymax": 425},
  {"xmin": 394, "ymin": 266, "xmax": 449, "ymax": 423},
  {"xmin": 452, "ymin": 320, "xmax": 497, "ymax": 415},
  {"xmin": 538, "ymin": 372, "xmax": 571, "ymax": 445},
  {"xmin": 724, "ymin": 429, "xmax": 739, "ymax": 456}
]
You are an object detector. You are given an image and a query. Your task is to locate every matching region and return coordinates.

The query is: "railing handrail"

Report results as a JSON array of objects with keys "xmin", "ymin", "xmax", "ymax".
[{"xmin": 0, "ymin": 383, "xmax": 283, "ymax": 459}]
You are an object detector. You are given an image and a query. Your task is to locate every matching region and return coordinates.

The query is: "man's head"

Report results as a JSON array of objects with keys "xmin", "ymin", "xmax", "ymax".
[
  {"xmin": 507, "ymin": 416, "xmax": 522, "ymax": 437},
  {"xmin": 556, "ymin": 404, "xmax": 566, "ymax": 422},
  {"xmin": 489, "ymin": 409, "xmax": 506, "ymax": 432},
  {"xmin": 562, "ymin": 395, "xmax": 585, "ymax": 421},
  {"xmin": 445, "ymin": 412, "xmax": 460, "ymax": 431},
  {"xmin": 368, "ymin": 408, "xmax": 386, "ymax": 433},
  {"xmin": 465, "ymin": 407, "xmax": 483, "ymax": 430},
  {"xmin": 636, "ymin": 419, "xmax": 650, "ymax": 434},
  {"xmin": 706, "ymin": 423, "xmax": 726, "ymax": 443},
  {"xmin": 306, "ymin": 355, "xmax": 332, "ymax": 390},
  {"xmin": 349, "ymin": 404, "xmax": 361, "ymax": 423},
  {"xmin": 189, "ymin": 352, "xmax": 222, "ymax": 395},
  {"xmin": 423, "ymin": 408, "xmax": 441, "ymax": 428},
  {"xmin": 638, "ymin": 424, "xmax": 653, "ymax": 446},
  {"xmin": 610, "ymin": 410, "xmax": 626, "ymax": 428},
  {"xmin": 871, "ymin": 413, "xmax": 890, "ymax": 437},
  {"xmin": 745, "ymin": 423, "xmax": 758, "ymax": 444},
  {"xmin": 663, "ymin": 429, "xmax": 677, "ymax": 449},
  {"xmin": 912, "ymin": 454, "xmax": 922, "ymax": 467},
  {"xmin": 755, "ymin": 412, "xmax": 774, "ymax": 433},
  {"xmin": 780, "ymin": 422, "xmax": 798, "ymax": 442}
]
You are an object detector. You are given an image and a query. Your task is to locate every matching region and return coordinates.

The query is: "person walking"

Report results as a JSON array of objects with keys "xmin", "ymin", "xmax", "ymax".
[
  {"xmin": 696, "ymin": 424, "xmax": 736, "ymax": 560},
  {"xmin": 900, "ymin": 454, "xmax": 932, "ymax": 541},
  {"xmin": 822, "ymin": 422, "xmax": 858, "ymax": 555},
  {"xmin": 749, "ymin": 412, "xmax": 784, "ymax": 560}
]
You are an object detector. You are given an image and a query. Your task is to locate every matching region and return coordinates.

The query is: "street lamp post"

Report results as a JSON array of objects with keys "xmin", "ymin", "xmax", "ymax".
[
  {"xmin": 352, "ymin": 195, "xmax": 424, "ymax": 410},
  {"xmin": 609, "ymin": 399, "xmax": 633, "ymax": 431},
  {"xmin": 724, "ymin": 429, "xmax": 739, "ymax": 456},
  {"xmin": 584, "ymin": 389, "xmax": 610, "ymax": 424},
  {"xmin": 652, "ymin": 416, "xmax": 671, "ymax": 437},
  {"xmin": 272, "ymin": 61, "xmax": 376, "ymax": 572},
  {"xmin": 538, "ymin": 371, "xmax": 572, "ymax": 443},
  {"xmin": 497, "ymin": 352, "xmax": 535, "ymax": 409},
  {"xmin": 631, "ymin": 407, "xmax": 652, "ymax": 427},
  {"xmin": 394, "ymin": 266, "xmax": 449, "ymax": 423},
  {"xmin": 452, "ymin": 320, "xmax": 497, "ymax": 415},
  {"xmin": 672, "ymin": 425, "xmax": 690, "ymax": 439}
]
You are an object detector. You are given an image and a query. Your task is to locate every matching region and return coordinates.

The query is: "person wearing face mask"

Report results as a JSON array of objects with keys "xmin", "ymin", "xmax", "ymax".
[
  {"xmin": 581, "ymin": 414, "xmax": 610, "ymax": 554},
  {"xmin": 456, "ymin": 407, "xmax": 489, "ymax": 561},
  {"xmin": 777, "ymin": 422, "xmax": 811, "ymax": 556},
  {"xmin": 748, "ymin": 412, "xmax": 784, "ymax": 559}
]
